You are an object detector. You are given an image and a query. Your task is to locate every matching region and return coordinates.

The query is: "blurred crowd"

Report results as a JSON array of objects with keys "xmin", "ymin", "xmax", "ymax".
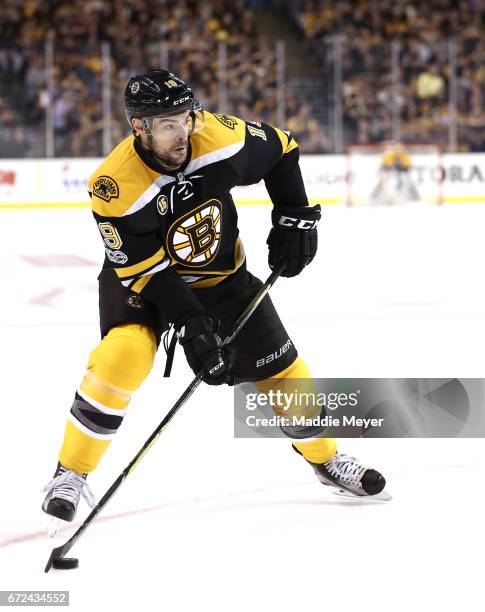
[
  {"xmin": 289, "ymin": 0, "xmax": 485, "ymax": 151},
  {"xmin": 0, "ymin": 0, "xmax": 484, "ymax": 156},
  {"xmin": 0, "ymin": 0, "xmax": 298, "ymax": 156}
]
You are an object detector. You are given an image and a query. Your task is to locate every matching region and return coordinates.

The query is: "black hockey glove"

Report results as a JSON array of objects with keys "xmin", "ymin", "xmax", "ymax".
[
  {"xmin": 177, "ymin": 314, "xmax": 232, "ymax": 385},
  {"xmin": 267, "ymin": 204, "xmax": 321, "ymax": 277}
]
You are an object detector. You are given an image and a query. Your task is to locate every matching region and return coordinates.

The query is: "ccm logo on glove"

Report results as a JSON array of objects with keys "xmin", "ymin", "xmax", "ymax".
[
  {"xmin": 267, "ymin": 204, "xmax": 321, "ymax": 278},
  {"xmin": 278, "ymin": 216, "xmax": 319, "ymax": 230},
  {"xmin": 176, "ymin": 314, "xmax": 232, "ymax": 385},
  {"xmin": 208, "ymin": 362, "xmax": 224, "ymax": 375}
]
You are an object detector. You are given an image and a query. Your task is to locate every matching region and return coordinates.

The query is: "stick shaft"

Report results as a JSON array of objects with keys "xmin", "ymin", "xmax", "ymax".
[{"xmin": 45, "ymin": 265, "xmax": 283, "ymax": 571}]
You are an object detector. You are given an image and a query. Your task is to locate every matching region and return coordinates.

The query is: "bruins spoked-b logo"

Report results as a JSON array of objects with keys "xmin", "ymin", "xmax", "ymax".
[
  {"xmin": 93, "ymin": 176, "xmax": 119, "ymax": 203},
  {"xmin": 167, "ymin": 200, "xmax": 222, "ymax": 268}
]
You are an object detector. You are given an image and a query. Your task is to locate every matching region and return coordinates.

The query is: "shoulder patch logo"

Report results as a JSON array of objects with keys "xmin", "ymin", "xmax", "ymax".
[
  {"xmin": 157, "ymin": 194, "xmax": 169, "ymax": 215},
  {"xmin": 214, "ymin": 113, "xmax": 238, "ymax": 130},
  {"xmin": 167, "ymin": 199, "xmax": 222, "ymax": 268},
  {"xmin": 126, "ymin": 294, "xmax": 145, "ymax": 309},
  {"xmin": 105, "ymin": 248, "xmax": 128, "ymax": 264},
  {"xmin": 93, "ymin": 176, "xmax": 119, "ymax": 202},
  {"xmin": 247, "ymin": 125, "xmax": 267, "ymax": 141}
]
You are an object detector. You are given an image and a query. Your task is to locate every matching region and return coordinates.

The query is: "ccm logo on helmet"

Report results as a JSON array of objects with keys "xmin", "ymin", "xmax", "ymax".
[
  {"xmin": 174, "ymin": 96, "xmax": 190, "ymax": 106},
  {"xmin": 278, "ymin": 217, "xmax": 319, "ymax": 230}
]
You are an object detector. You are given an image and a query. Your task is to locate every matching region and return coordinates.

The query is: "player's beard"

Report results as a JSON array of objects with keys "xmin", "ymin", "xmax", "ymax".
[{"xmin": 152, "ymin": 139, "xmax": 189, "ymax": 171}]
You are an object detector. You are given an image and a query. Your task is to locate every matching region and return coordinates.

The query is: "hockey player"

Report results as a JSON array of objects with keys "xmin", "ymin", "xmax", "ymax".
[
  {"xmin": 42, "ymin": 70, "xmax": 386, "ymax": 522},
  {"xmin": 370, "ymin": 142, "xmax": 421, "ymax": 206}
]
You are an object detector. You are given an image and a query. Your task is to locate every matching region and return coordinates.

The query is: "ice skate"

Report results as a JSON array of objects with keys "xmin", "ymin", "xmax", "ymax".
[
  {"xmin": 42, "ymin": 462, "xmax": 95, "ymax": 524},
  {"xmin": 295, "ymin": 447, "xmax": 391, "ymax": 501}
]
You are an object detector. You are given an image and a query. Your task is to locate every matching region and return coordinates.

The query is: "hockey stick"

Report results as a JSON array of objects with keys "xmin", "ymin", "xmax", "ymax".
[{"xmin": 45, "ymin": 264, "xmax": 284, "ymax": 572}]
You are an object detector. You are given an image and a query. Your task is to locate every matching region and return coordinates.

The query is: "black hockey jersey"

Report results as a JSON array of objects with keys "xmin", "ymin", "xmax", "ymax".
[{"xmin": 88, "ymin": 111, "xmax": 307, "ymax": 323}]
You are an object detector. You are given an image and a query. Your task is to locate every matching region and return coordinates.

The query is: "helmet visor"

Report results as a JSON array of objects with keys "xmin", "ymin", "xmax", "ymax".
[{"xmin": 139, "ymin": 106, "xmax": 205, "ymax": 140}]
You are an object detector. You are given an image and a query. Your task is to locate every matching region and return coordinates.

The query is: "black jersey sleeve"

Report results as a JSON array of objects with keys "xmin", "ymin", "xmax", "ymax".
[
  {"xmin": 93, "ymin": 210, "xmax": 168, "ymax": 281},
  {"xmin": 138, "ymin": 266, "xmax": 206, "ymax": 325},
  {"xmin": 263, "ymin": 147, "xmax": 308, "ymax": 208},
  {"xmin": 92, "ymin": 211, "xmax": 205, "ymax": 325},
  {"xmin": 239, "ymin": 121, "xmax": 309, "ymax": 208}
]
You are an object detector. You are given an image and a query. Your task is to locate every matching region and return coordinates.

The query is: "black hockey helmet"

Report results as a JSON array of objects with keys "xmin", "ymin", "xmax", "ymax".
[{"xmin": 124, "ymin": 69, "xmax": 202, "ymax": 132}]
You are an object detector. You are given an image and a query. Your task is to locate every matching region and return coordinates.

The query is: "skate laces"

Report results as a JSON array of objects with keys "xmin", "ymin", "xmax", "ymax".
[
  {"xmin": 43, "ymin": 469, "xmax": 96, "ymax": 509},
  {"xmin": 324, "ymin": 453, "xmax": 368, "ymax": 487}
]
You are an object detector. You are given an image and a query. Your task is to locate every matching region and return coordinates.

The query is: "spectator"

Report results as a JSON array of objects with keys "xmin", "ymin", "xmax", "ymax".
[
  {"xmin": 288, "ymin": 0, "xmax": 485, "ymax": 151},
  {"xmin": 0, "ymin": 0, "xmax": 304, "ymax": 156}
]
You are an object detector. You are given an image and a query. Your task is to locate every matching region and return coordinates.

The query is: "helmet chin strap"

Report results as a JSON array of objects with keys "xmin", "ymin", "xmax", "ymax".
[{"xmin": 141, "ymin": 117, "xmax": 154, "ymax": 151}]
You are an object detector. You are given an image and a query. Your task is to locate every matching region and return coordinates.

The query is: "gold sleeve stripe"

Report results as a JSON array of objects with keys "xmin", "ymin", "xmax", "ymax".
[
  {"xmin": 273, "ymin": 127, "xmax": 299, "ymax": 155},
  {"xmin": 273, "ymin": 127, "xmax": 288, "ymax": 153},
  {"xmin": 131, "ymin": 274, "xmax": 153, "ymax": 293},
  {"xmin": 114, "ymin": 245, "xmax": 166, "ymax": 279},
  {"xmin": 285, "ymin": 137, "xmax": 299, "ymax": 154}
]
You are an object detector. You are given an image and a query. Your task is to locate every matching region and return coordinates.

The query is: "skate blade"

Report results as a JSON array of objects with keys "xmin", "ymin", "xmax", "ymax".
[
  {"xmin": 46, "ymin": 516, "xmax": 64, "ymax": 538},
  {"xmin": 332, "ymin": 488, "xmax": 392, "ymax": 501}
]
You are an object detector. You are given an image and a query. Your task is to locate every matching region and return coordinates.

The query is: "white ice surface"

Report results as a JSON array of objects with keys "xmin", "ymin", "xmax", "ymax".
[{"xmin": 0, "ymin": 203, "xmax": 484, "ymax": 611}]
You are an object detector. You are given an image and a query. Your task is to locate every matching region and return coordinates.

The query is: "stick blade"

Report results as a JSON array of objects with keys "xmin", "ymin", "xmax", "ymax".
[{"xmin": 45, "ymin": 544, "xmax": 70, "ymax": 573}]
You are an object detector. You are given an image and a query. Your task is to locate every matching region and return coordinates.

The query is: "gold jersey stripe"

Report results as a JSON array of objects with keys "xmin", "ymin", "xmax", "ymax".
[
  {"xmin": 91, "ymin": 113, "xmax": 247, "ymax": 219},
  {"xmin": 114, "ymin": 245, "xmax": 167, "ymax": 279},
  {"xmin": 131, "ymin": 274, "xmax": 153, "ymax": 293},
  {"xmin": 90, "ymin": 137, "xmax": 162, "ymax": 217},
  {"xmin": 285, "ymin": 137, "xmax": 299, "ymax": 154},
  {"xmin": 176, "ymin": 238, "xmax": 245, "ymax": 277},
  {"xmin": 273, "ymin": 126, "xmax": 299, "ymax": 155},
  {"xmin": 187, "ymin": 274, "xmax": 231, "ymax": 289}
]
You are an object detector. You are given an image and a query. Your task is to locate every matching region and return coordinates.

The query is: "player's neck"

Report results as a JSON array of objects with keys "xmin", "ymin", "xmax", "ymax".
[{"xmin": 152, "ymin": 153, "xmax": 183, "ymax": 172}]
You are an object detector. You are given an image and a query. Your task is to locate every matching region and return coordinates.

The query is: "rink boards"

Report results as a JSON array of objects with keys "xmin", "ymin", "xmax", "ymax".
[{"xmin": 0, "ymin": 153, "xmax": 484, "ymax": 208}]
